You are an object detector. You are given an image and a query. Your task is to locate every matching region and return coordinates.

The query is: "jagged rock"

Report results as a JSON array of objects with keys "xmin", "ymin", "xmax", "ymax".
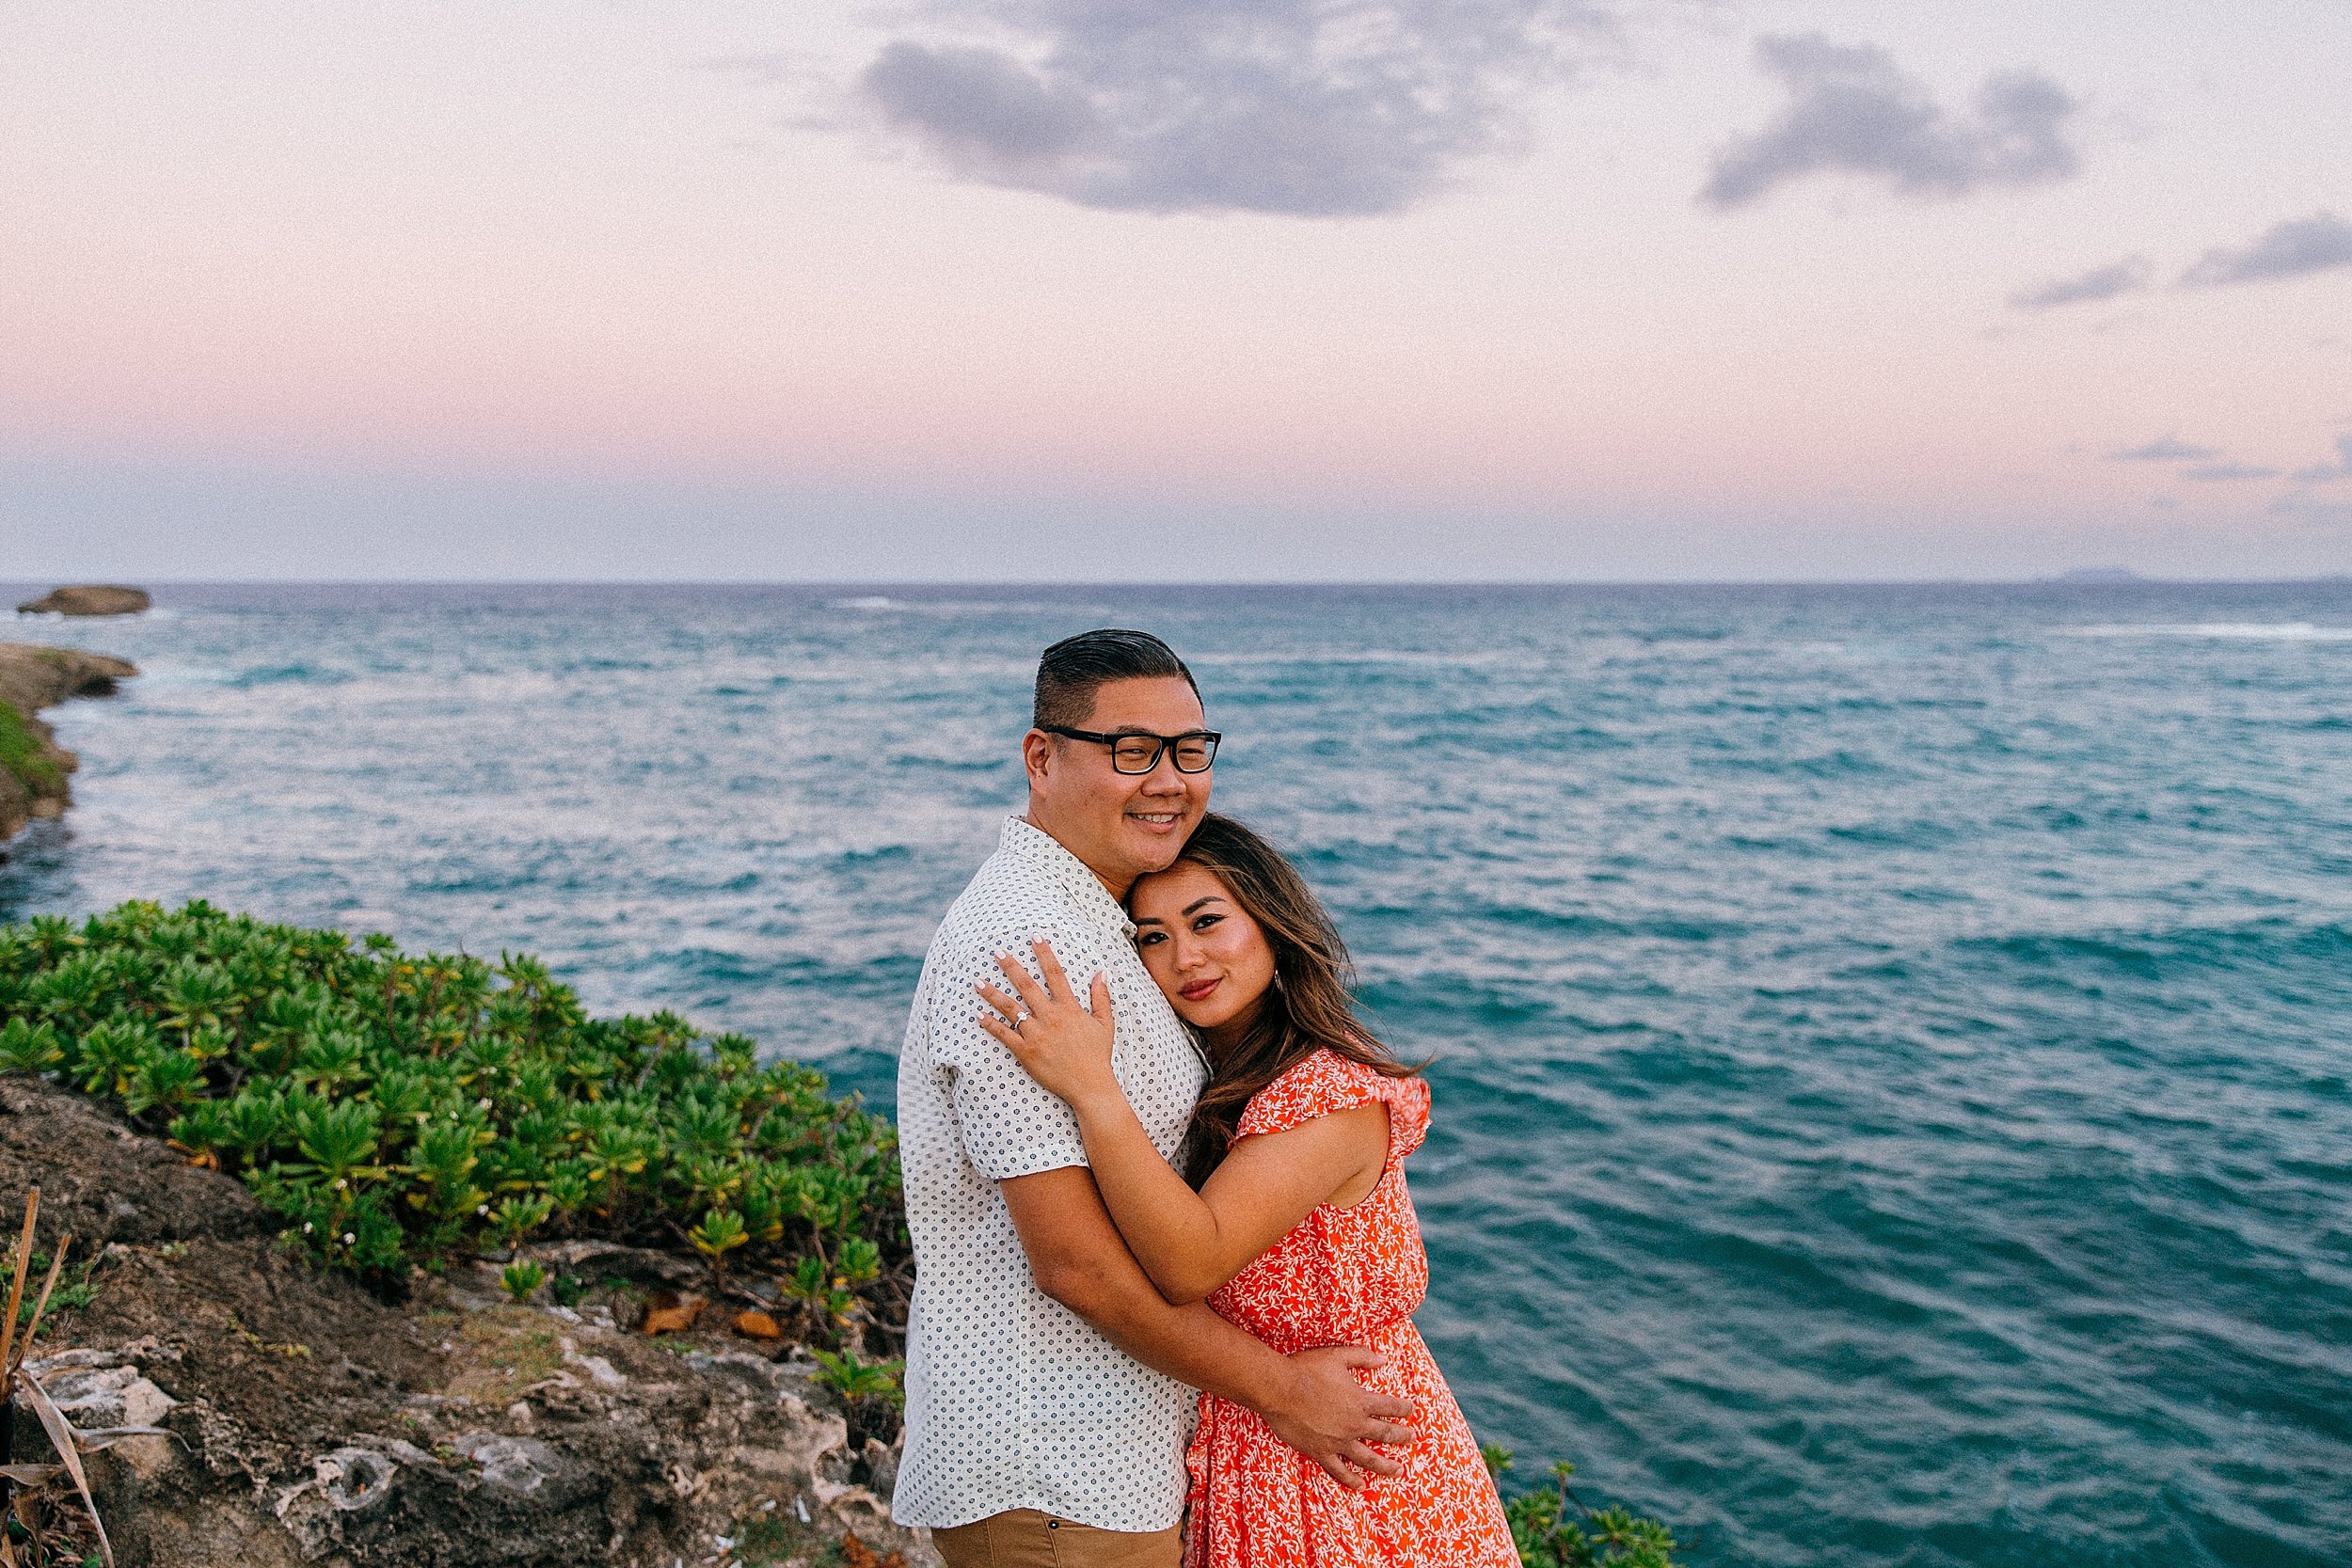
[
  {"xmin": 534, "ymin": 1238, "xmax": 707, "ymax": 1289},
  {"xmin": 316, "ymin": 1447, "xmax": 399, "ymax": 1512},
  {"xmin": 21, "ymin": 1351, "xmax": 182, "ymax": 1481},
  {"xmin": 16, "ymin": 584, "xmax": 151, "ymax": 616},
  {"xmin": 449, "ymin": 1431, "xmax": 575, "ymax": 1498},
  {"xmin": 0, "ymin": 1075, "xmax": 940, "ymax": 1568}
]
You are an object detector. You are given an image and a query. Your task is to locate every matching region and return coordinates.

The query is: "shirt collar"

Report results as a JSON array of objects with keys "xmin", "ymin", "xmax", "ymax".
[{"xmin": 999, "ymin": 816, "xmax": 1137, "ymax": 940}]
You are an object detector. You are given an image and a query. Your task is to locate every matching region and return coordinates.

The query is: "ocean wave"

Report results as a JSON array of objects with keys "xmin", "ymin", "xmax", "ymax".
[
  {"xmin": 228, "ymin": 662, "xmax": 354, "ymax": 689},
  {"xmin": 2058, "ymin": 622, "xmax": 2352, "ymax": 641},
  {"xmin": 824, "ymin": 594, "xmax": 1121, "ymax": 618}
]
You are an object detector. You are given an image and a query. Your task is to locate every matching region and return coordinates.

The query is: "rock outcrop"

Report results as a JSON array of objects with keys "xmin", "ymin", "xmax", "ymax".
[
  {"xmin": 15, "ymin": 585, "xmax": 151, "ymax": 617},
  {"xmin": 0, "ymin": 1074, "xmax": 936, "ymax": 1568},
  {"xmin": 0, "ymin": 641, "xmax": 138, "ymax": 842}
]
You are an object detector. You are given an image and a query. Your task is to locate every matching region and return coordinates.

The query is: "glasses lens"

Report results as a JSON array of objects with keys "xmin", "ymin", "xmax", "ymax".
[
  {"xmin": 1110, "ymin": 737, "xmax": 1162, "ymax": 772},
  {"xmin": 1172, "ymin": 736, "xmax": 1217, "ymax": 772}
]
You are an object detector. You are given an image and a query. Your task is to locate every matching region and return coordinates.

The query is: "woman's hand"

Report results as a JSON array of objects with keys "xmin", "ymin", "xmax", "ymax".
[{"xmin": 976, "ymin": 940, "xmax": 1121, "ymax": 1108}]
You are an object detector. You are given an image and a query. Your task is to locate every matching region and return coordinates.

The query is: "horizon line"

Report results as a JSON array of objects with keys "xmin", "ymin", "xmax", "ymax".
[{"xmin": 8, "ymin": 574, "xmax": 2352, "ymax": 592}]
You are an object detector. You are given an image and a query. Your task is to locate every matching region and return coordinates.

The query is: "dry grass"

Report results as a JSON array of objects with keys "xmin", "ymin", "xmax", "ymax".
[{"xmin": 441, "ymin": 1307, "xmax": 565, "ymax": 1407}]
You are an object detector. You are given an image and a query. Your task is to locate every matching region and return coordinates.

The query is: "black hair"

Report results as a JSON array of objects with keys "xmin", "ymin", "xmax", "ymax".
[{"xmin": 1033, "ymin": 629, "xmax": 1200, "ymax": 730}]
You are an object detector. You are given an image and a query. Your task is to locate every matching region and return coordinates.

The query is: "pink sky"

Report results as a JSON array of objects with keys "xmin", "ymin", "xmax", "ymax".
[{"xmin": 4, "ymin": 1, "xmax": 2348, "ymax": 579}]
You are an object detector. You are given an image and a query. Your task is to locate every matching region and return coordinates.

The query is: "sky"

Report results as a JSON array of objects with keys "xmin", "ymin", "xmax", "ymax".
[{"xmin": 3, "ymin": 0, "xmax": 2348, "ymax": 582}]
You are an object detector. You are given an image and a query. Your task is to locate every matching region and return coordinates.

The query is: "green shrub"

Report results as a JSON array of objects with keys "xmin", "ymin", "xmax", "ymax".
[
  {"xmin": 0, "ymin": 902, "xmax": 905, "ymax": 1325},
  {"xmin": 0, "ymin": 703, "xmax": 64, "ymax": 796},
  {"xmin": 1486, "ymin": 1449, "xmax": 1685, "ymax": 1568},
  {"xmin": 809, "ymin": 1346, "xmax": 905, "ymax": 1405},
  {"xmin": 501, "ymin": 1259, "xmax": 547, "ymax": 1302}
]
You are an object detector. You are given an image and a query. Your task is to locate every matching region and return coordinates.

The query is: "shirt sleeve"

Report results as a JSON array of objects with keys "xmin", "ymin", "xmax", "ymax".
[{"xmin": 929, "ymin": 925, "xmax": 1109, "ymax": 1182}]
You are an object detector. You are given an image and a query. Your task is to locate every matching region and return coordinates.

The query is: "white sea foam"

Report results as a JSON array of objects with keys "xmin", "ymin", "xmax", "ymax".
[
  {"xmin": 2059, "ymin": 622, "xmax": 2352, "ymax": 641},
  {"xmin": 828, "ymin": 594, "xmax": 1121, "ymax": 618}
]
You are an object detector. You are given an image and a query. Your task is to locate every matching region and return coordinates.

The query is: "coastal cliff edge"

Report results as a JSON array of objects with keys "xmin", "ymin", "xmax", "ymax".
[{"xmin": 0, "ymin": 642, "xmax": 139, "ymax": 843}]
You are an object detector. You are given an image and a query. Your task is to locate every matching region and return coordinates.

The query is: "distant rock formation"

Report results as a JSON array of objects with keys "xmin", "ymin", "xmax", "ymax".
[
  {"xmin": 16, "ymin": 584, "xmax": 151, "ymax": 616},
  {"xmin": 0, "ymin": 641, "xmax": 140, "ymax": 842}
]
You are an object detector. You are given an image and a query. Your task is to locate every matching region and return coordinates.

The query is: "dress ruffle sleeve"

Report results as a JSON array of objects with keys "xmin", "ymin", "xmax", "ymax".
[{"xmin": 1233, "ymin": 1049, "xmax": 1431, "ymax": 1164}]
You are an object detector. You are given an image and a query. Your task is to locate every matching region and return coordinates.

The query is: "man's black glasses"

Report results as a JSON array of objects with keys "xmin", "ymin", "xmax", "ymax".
[{"xmin": 1041, "ymin": 725, "xmax": 1221, "ymax": 774}]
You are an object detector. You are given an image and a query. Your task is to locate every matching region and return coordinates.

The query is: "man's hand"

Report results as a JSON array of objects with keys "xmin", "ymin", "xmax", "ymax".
[
  {"xmin": 1260, "ymin": 1345, "xmax": 1416, "ymax": 1488},
  {"xmin": 1002, "ymin": 1167, "xmax": 1416, "ymax": 1491}
]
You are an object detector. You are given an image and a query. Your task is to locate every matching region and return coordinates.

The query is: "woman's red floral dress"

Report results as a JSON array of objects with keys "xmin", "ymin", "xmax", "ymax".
[{"xmin": 1183, "ymin": 1050, "xmax": 1519, "ymax": 1568}]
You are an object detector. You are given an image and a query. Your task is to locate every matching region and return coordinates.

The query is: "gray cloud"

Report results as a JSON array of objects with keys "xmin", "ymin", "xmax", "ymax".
[
  {"xmin": 2289, "ymin": 433, "xmax": 2352, "ymax": 483},
  {"xmin": 857, "ymin": 0, "xmax": 1613, "ymax": 217},
  {"xmin": 2182, "ymin": 211, "xmax": 2352, "ymax": 287},
  {"xmin": 1701, "ymin": 34, "xmax": 2078, "ymax": 211},
  {"xmin": 2183, "ymin": 462, "xmax": 2280, "ymax": 482},
  {"xmin": 2009, "ymin": 256, "xmax": 2150, "ymax": 311},
  {"xmin": 2108, "ymin": 436, "xmax": 2219, "ymax": 463},
  {"xmin": 862, "ymin": 43, "xmax": 1104, "ymax": 178}
]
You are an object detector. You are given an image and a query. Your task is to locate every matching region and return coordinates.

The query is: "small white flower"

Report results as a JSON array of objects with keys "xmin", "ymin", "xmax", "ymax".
[
  {"xmin": 477, "ymin": 1204, "xmax": 489, "ymax": 1216},
  {"xmin": 334, "ymin": 1178, "xmax": 347, "ymax": 1189},
  {"xmin": 342, "ymin": 1232, "xmax": 356, "ymax": 1245},
  {"xmin": 303, "ymin": 1222, "xmax": 314, "ymax": 1233},
  {"xmin": 478, "ymin": 1097, "xmax": 492, "ymax": 1111}
]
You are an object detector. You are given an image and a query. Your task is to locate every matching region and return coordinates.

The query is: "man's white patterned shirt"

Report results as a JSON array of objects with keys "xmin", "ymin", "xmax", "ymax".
[{"xmin": 891, "ymin": 817, "xmax": 1208, "ymax": 1532}]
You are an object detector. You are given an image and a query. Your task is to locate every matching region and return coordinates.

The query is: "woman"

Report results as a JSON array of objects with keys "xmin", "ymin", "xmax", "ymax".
[{"xmin": 975, "ymin": 814, "xmax": 1518, "ymax": 1568}]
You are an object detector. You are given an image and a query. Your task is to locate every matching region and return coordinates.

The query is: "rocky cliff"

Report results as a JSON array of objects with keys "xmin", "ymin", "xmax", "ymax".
[
  {"xmin": 0, "ymin": 1075, "xmax": 933, "ymax": 1568},
  {"xmin": 0, "ymin": 642, "xmax": 138, "ymax": 843}
]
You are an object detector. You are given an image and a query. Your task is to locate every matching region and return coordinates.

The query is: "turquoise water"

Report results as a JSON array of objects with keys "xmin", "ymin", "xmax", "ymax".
[{"xmin": 6, "ymin": 582, "xmax": 2348, "ymax": 1567}]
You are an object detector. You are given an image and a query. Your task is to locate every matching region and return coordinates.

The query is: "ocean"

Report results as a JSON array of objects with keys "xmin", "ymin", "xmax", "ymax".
[{"xmin": 5, "ymin": 581, "xmax": 2347, "ymax": 1567}]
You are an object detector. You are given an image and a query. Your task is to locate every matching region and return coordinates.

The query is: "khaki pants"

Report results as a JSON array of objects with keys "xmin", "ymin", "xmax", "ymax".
[{"xmin": 931, "ymin": 1509, "xmax": 1182, "ymax": 1568}]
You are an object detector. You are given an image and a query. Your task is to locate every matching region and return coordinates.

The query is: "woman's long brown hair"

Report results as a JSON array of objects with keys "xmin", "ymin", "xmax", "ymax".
[{"xmin": 1132, "ymin": 814, "xmax": 1421, "ymax": 1187}]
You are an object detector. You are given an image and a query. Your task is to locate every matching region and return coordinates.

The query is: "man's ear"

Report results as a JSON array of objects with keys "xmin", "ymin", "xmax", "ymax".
[{"xmin": 1021, "ymin": 728, "xmax": 1055, "ymax": 789}]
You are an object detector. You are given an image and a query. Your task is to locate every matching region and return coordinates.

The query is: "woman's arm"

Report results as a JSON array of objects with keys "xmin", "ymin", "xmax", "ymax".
[{"xmin": 977, "ymin": 940, "xmax": 1387, "ymax": 1304}]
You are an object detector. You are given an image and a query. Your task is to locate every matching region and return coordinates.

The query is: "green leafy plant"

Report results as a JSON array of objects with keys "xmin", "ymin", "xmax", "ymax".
[
  {"xmin": 488, "ymin": 1194, "xmax": 554, "ymax": 1252},
  {"xmin": 1485, "ymin": 1449, "xmax": 1685, "ymax": 1568},
  {"xmin": 808, "ymin": 1348, "xmax": 904, "ymax": 1409},
  {"xmin": 779, "ymin": 1254, "xmax": 855, "ymax": 1334},
  {"xmin": 501, "ymin": 1259, "xmax": 547, "ymax": 1303},
  {"xmin": 0, "ymin": 1018, "xmax": 64, "ymax": 1076},
  {"xmin": 688, "ymin": 1207, "xmax": 750, "ymax": 1275},
  {"xmin": 0, "ymin": 903, "xmax": 906, "ymax": 1323},
  {"xmin": 834, "ymin": 1237, "xmax": 882, "ymax": 1286}
]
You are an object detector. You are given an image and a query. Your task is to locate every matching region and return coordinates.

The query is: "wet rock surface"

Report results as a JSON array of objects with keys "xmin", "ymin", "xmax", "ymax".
[{"xmin": 0, "ymin": 1076, "xmax": 936, "ymax": 1567}]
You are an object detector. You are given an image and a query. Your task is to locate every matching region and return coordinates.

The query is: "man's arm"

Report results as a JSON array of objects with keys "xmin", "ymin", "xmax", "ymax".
[{"xmin": 1002, "ymin": 1164, "xmax": 1412, "ymax": 1487}]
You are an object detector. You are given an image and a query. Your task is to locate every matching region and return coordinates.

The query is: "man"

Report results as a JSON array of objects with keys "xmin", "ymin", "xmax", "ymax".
[{"xmin": 892, "ymin": 628, "xmax": 1410, "ymax": 1568}]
